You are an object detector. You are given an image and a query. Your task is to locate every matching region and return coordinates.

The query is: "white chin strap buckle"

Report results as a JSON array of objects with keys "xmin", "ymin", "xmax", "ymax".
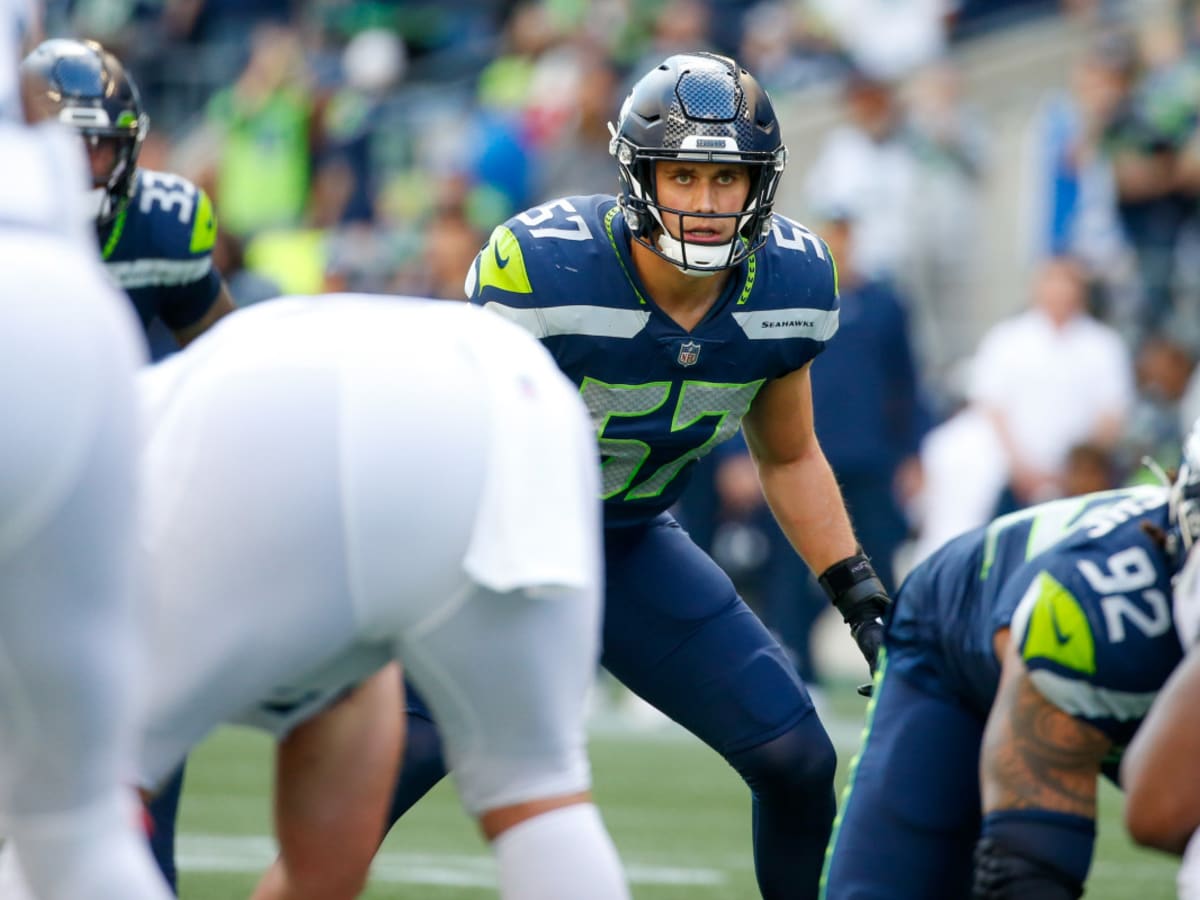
[
  {"xmin": 656, "ymin": 232, "xmax": 730, "ymax": 277},
  {"xmin": 84, "ymin": 187, "xmax": 109, "ymax": 221}
]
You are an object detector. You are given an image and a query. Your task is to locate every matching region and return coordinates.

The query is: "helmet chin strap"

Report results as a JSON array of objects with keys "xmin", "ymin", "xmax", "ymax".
[
  {"xmin": 655, "ymin": 231, "xmax": 728, "ymax": 277},
  {"xmin": 83, "ymin": 186, "xmax": 109, "ymax": 222}
]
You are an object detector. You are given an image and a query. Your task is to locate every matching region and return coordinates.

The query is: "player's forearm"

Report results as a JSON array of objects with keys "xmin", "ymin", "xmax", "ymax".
[{"xmin": 756, "ymin": 453, "xmax": 858, "ymax": 574}]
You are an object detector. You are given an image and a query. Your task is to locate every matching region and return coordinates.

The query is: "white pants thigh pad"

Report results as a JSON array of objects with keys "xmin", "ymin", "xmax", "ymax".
[
  {"xmin": 0, "ymin": 234, "xmax": 145, "ymax": 822},
  {"xmin": 137, "ymin": 297, "xmax": 602, "ymax": 804}
]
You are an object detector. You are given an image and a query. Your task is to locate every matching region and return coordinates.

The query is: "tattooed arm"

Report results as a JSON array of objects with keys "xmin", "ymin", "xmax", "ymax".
[
  {"xmin": 970, "ymin": 640, "xmax": 1111, "ymax": 899},
  {"xmin": 981, "ymin": 640, "xmax": 1112, "ymax": 818}
]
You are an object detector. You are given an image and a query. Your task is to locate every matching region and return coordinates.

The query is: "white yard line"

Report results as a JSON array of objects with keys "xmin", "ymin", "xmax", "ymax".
[{"xmin": 177, "ymin": 834, "xmax": 726, "ymax": 888}]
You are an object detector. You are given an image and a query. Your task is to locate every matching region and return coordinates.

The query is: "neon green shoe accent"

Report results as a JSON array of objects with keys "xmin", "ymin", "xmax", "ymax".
[
  {"xmin": 1021, "ymin": 573, "xmax": 1096, "ymax": 675},
  {"xmin": 189, "ymin": 190, "xmax": 217, "ymax": 254},
  {"xmin": 477, "ymin": 225, "xmax": 532, "ymax": 294}
]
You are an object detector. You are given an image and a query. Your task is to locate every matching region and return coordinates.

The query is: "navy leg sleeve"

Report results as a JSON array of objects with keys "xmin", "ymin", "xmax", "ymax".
[
  {"xmin": 146, "ymin": 761, "xmax": 186, "ymax": 894},
  {"xmin": 728, "ymin": 712, "xmax": 837, "ymax": 900},
  {"xmin": 387, "ymin": 677, "xmax": 448, "ymax": 826},
  {"xmin": 821, "ymin": 651, "xmax": 986, "ymax": 900},
  {"xmin": 602, "ymin": 515, "xmax": 831, "ymax": 898}
]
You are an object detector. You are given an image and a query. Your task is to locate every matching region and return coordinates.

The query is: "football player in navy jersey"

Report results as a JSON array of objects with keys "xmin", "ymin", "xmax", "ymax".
[
  {"xmin": 20, "ymin": 38, "xmax": 235, "ymax": 357},
  {"xmin": 18, "ymin": 37, "xmax": 234, "ymax": 892},
  {"xmin": 387, "ymin": 52, "xmax": 890, "ymax": 900},
  {"xmin": 821, "ymin": 430, "xmax": 1200, "ymax": 899}
]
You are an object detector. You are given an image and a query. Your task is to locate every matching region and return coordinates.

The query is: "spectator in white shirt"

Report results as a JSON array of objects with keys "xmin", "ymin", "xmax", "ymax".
[{"xmin": 910, "ymin": 255, "xmax": 1134, "ymax": 561}]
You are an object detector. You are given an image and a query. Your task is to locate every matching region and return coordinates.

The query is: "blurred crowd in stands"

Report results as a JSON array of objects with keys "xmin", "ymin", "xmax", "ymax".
[{"xmin": 43, "ymin": 0, "xmax": 1200, "ymax": 684}]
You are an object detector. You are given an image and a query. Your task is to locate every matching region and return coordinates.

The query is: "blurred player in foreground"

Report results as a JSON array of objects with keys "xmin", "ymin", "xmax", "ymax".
[
  {"xmin": 391, "ymin": 51, "xmax": 889, "ymax": 900},
  {"xmin": 1122, "ymin": 486, "xmax": 1200, "ymax": 899},
  {"xmin": 822, "ymin": 428, "xmax": 1200, "ymax": 899},
  {"xmin": 0, "ymin": 6, "xmax": 171, "ymax": 896},
  {"xmin": 20, "ymin": 36, "xmax": 237, "ymax": 889},
  {"xmin": 132, "ymin": 295, "xmax": 626, "ymax": 900}
]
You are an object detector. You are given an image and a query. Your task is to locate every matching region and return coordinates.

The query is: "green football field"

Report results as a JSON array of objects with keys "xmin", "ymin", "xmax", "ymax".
[{"xmin": 173, "ymin": 681, "xmax": 1179, "ymax": 899}]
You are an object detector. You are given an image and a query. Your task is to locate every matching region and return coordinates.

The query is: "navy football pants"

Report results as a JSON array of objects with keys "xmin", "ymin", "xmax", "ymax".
[
  {"xmin": 821, "ymin": 650, "xmax": 986, "ymax": 899},
  {"xmin": 393, "ymin": 514, "xmax": 837, "ymax": 899},
  {"xmin": 146, "ymin": 763, "xmax": 185, "ymax": 893}
]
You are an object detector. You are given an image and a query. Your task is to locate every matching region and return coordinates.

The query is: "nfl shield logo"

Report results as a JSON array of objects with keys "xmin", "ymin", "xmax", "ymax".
[{"xmin": 677, "ymin": 340, "xmax": 701, "ymax": 367}]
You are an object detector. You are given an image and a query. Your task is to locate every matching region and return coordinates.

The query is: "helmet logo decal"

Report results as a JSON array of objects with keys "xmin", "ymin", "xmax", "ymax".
[{"xmin": 680, "ymin": 135, "xmax": 738, "ymax": 153}]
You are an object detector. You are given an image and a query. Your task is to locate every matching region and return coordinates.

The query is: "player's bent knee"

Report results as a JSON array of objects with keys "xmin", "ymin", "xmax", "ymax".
[
  {"xmin": 728, "ymin": 712, "xmax": 838, "ymax": 798},
  {"xmin": 479, "ymin": 790, "xmax": 593, "ymax": 842}
]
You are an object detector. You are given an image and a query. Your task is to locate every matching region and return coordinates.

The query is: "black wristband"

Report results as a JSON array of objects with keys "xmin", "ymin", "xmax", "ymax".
[{"xmin": 818, "ymin": 552, "xmax": 877, "ymax": 604}]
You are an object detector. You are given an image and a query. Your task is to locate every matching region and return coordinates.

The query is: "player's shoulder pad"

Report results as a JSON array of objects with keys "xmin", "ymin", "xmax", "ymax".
[
  {"xmin": 129, "ymin": 168, "xmax": 218, "ymax": 259},
  {"xmin": 1012, "ymin": 566, "xmax": 1099, "ymax": 678},
  {"xmin": 466, "ymin": 195, "xmax": 616, "ymax": 308},
  {"xmin": 747, "ymin": 213, "xmax": 839, "ymax": 313},
  {"xmin": 1011, "ymin": 514, "xmax": 1177, "ymax": 719},
  {"xmin": 1014, "ymin": 505, "xmax": 1172, "ymax": 665}
]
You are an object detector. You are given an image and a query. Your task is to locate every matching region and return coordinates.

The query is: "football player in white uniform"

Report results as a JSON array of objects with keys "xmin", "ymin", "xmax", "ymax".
[
  {"xmin": 0, "ymin": 1, "xmax": 172, "ymax": 895},
  {"xmin": 129, "ymin": 295, "xmax": 628, "ymax": 900}
]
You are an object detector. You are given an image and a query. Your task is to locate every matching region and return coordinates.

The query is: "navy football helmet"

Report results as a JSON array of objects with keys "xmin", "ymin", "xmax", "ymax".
[
  {"xmin": 608, "ymin": 52, "xmax": 787, "ymax": 274},
  {"xmin": 20, "ymin": 38, "xmax": 148, "ymax": 223}
]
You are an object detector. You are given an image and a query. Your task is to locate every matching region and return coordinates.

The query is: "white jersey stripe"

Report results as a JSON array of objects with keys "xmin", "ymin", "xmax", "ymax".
[
  {"xmin": 484, "ymin": 302, "xmax": 651, "ymax": 339},
  {"xmin": 106, "ymin": 256, "xmax": 212, "ymax": 289},
  {"xmin": 1029, "ymin": 669, "xmax": 1158, "ymax": 722},
  {"xmin": 732, "ymin": 308, "xmax": 839, "ymax": 342}
]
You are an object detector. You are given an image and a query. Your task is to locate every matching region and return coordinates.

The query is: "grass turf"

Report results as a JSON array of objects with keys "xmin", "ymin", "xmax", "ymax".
[{"xmin": 173, "ymin": 681, "xmax": 1178, "ymax": 899}]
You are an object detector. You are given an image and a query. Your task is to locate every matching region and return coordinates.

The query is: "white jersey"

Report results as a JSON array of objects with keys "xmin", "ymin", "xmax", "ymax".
[
  {"xmin": 0, "ymin": 118, "xmax": 95, "ymax": 246},
  {"xmin": 1174, "ymin": 545, "xmax": 1200, "ymax": 650},
  {"xmin": 1182, "ymin": 830, "xmax": 1200, "ymax": 900},
  {"xmin": 0, "ymin": 116, "xmax": 170, "ymax": 898},
  {"xmin": 0, "ymin": 0, "xmax": 37, "ymax": 120},
  {"xmin": 137, "ymin": 296, "xmax": 603, "ymax": 814}
]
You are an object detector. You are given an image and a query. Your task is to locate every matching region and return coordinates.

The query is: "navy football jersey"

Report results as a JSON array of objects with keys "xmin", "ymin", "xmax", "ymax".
[
  {"xmin": 467, "ymin": 194, "xmax": 839, "ymax": 527},
  {"xmin": 891, "ymin": 486, "xmax": 1183, "ymax": 745},
  {"xmin": 99, "ymin": 168, "xmax": 221, "ymax": 335}
]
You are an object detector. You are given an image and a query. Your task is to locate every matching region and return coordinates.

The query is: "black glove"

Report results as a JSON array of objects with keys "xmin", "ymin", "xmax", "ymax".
[{"xmin": 818, "ymin": 553, "xmax": 890, "ymax": 678}]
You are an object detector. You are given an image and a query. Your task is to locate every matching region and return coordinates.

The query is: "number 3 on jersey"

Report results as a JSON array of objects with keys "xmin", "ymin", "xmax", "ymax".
[{"xmin": 580, "ymin": 377, "xmax": 763, "ymax": 500}]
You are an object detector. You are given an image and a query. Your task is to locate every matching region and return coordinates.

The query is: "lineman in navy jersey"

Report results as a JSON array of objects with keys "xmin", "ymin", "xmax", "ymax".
[
  {"xmin": 822, "ymin": 475, "xmax": 1195, "ymax": 900},
  {"xmin": 96, "ymin": 165, "xmax": 231, "ymax": 349},
  {"xmin": 387, "ymin": 53, "xmax": 890, "ymax": 900},
  {"xmin": 20, "ymin": 39, "xmax": 234, "ymax": 355}
]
